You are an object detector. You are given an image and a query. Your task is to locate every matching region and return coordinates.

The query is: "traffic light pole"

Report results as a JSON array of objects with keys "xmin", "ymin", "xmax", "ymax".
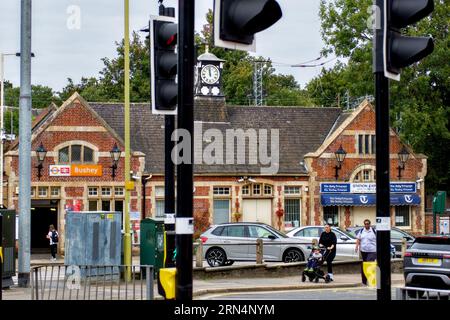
[
  {"xmin": 176, "ymin": 0, "xmax": 195, "ymax": 301},
  {"xmin": 374, "ymin": 0, "xmax": 391, "ymax": 301},
  {"xmin": 160, "ymin": 4, "xmax": 176, "ymax": 268}
]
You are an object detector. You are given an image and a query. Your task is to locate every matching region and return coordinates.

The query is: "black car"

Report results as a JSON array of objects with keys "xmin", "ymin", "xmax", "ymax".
[{"xmin": 404, "ymin": 235, "xmax": 450, "ymax": 298}]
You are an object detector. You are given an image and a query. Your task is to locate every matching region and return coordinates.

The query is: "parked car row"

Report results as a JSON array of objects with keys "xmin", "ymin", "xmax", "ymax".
[{"xmin": 200, "ymin": 222, "xmax": 413, "ymax": 267}]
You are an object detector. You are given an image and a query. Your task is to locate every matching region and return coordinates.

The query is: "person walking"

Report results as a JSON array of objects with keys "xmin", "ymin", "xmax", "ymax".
[
  {"xmin": 46, "ymin": 224, "xmax": 59, "ymax": 261},
  {"xmin": 355, "ymin": 219, "xmax": 377, "ymax": 285},
  {"xmin": 319, "ymin": 223, "xmax": 337, "ymax": 282}
]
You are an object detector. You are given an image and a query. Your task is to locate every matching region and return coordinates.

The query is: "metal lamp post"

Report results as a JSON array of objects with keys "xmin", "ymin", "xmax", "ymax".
[
  {"xmin": 35, "ymin": 142, "xmax": 47, "ymax": 180},
  {"xmin": 110, "ymin": 143, "xmax": 121, "ymax": 180},
  {"xmin": 334, "ymin": 145, "xmax": 347, "ymax": 180},
  {"xmin": 397, "ymin": 146, "xmax": 410, "ymax": 179}
]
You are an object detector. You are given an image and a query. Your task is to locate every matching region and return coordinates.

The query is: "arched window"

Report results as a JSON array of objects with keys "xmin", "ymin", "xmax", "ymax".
[
  {"xmin": 352, "ymin": 168, "xmax": 376, "ymax": 182},
  {"xmin": 58, "ymin": 144, "xmax": 95, "ymax": 164}
]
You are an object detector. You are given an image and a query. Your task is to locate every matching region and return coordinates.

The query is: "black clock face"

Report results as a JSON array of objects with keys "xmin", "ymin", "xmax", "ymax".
[{"xmin": 200, "ymin": 64, "xmax": 220, "ymax": 84}]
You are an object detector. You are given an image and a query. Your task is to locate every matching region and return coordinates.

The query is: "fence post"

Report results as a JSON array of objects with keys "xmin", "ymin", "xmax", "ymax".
[
  {"xmin": 34, "ymin": 268, "xmax": 39, "ymax": 300},
  {"xmin": 256, "ymin": 239, "xmax": 263, "ymax": 264},
  {"xmin": 146, "ymin": 266, "xmax": 154, "ymax": 300},
  {"xmin": 401, "ymin": 238, "xmax": 407, "ymax": 258},
  {"xmin": 195, "ymin": 239, "xmax": 203, "ymax": 268}
]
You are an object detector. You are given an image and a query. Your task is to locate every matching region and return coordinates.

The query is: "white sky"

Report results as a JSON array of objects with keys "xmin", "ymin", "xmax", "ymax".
[{"xmin": 0, "ymin": 0, "xmax": 335, "ymax": 93}]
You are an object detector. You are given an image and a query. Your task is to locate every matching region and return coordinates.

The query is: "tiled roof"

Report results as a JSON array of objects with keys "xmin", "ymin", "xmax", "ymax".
[{"xmin": 90, "ymin": 98, "xmax": 342, "ymax": 175}]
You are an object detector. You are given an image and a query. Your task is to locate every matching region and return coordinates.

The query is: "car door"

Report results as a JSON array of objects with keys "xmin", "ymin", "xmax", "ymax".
[
  {"xmin": 332, "ymin": 229, "xmax": 358, "ymax": 260},
  {"xmin": 292, "ymin": 227, "xmax": 322, "ymax": 247},
  {"xmin": 222, "ymin": 225, "xmax": 250, "ymax": 260},
  {"xmin": 247, "ymin": 225, "xmax": 281, "ymax": 261}
]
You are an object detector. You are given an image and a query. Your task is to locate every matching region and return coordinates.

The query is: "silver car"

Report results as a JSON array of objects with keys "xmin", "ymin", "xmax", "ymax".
[
  {"xmin": 200, "ymin": 222, "xmax": 309, "ymax": 267},
  {"xmin": 403, "ymin": 235, "xmax": 450, "ymax": 298},
  {"xmin": 286, "ymin": 226, "xmax": 359, "ymax": 260}
]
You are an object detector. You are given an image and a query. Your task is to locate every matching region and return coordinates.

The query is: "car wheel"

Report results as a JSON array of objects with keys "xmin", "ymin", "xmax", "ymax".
[
  {"xmin": 407, "ymin": 290, "xmax": 425, "ymax": 299},
  {"xmin": 283, "ymin": 249, "xmax": 305, "ymax": 263},
  {"xmin": 206, "ymin": 248, "xmax": 227, "ymax": 267}
]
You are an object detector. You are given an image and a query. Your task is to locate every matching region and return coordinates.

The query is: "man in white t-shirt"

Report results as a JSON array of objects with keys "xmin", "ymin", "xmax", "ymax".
[{"xmin": 355, "ymin": 219, "xmax": 377, "ymax": 285}]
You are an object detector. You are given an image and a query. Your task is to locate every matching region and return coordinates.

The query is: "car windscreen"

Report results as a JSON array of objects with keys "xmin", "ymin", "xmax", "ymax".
[
  {"xmin": 335, "ymin": 228, "xmax": 356, "ymax": 239},
  {"xmin": 264, "ymin": 225, "xmax": 288, "ymax": 238},
  {"xmin": 411, "ymin": 237, "xmax": 450, "ymax": 251}
]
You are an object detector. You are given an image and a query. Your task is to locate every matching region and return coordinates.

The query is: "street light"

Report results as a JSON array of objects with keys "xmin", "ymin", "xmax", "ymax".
[
  {"xmin": 110, "ymin": 143, "xmax": 121, "ymax": 180},
  {"xmin": 397, "ymin": 146, "xmax": 410, "ymax": 179},
  {"xmin": 334, "ymin": 145, "xmax": 347, "ymax": 180},
  {"xmin": 35, "ymin": 142, "xmax": 47, "ymax": 180}
]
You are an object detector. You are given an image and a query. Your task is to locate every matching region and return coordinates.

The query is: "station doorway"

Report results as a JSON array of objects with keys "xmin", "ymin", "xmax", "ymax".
[{"xmin": 31, "ymin": 200, "xmax": 58, "ymax": 253}]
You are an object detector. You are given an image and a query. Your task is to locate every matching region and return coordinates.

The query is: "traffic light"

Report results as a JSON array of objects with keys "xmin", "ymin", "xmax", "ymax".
[
  {"xmin": 150, "ymin": 16, "xmax": 178, "ymax": 114},
  {"xmin": 214, "ymin": 0, "xmax": 282, "ymax": 51},
  {"xmin": 384, "ymin": 0, "xmax": 434, "ymax": 81}
]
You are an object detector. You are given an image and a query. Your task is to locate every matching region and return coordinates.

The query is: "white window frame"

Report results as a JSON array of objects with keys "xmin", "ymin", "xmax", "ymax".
[
  {"xmin": 38, "ymin": 186, "xmax": 48, "ymax": 198},
  {"xmin": 213, "ymin": 187, "xmax": 231, "ymax": 196},
  {"xmin": 50, "ymin": 187, "xmax": 60, "ymax": 197},
  {"xmin": 88, "ymin": 187, "xmax": 98, "ymax": 197},
  {"xmin": 114, "ymin": 187, "xmax": 125, "ymax": 197},
  {"xmin": 284, "ymin": 186, "xmax": 301, "ymax": 195},
  {"xmin": 101, "ymin": 187, "xmax": 112, "ymax": 197}
]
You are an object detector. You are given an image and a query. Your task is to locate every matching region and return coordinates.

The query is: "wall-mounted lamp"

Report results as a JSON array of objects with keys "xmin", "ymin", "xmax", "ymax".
[
  {"xmin": 237, "ymin": 176, "xmax": 256, "ymax": 183},
  {"xmin": 334, "ymin": 145, "xmax": 347, "ymax": 180},
  {"xmin": 110, "ymin": 143, "xmax": 121, "ymax": 180},
  {"xmin": 397, "ymin": 146, "xmax": 410, "ymax": 179},
  {"xmin": 35, "ymin": 142, "xmax": 47, "ymax": 180}
]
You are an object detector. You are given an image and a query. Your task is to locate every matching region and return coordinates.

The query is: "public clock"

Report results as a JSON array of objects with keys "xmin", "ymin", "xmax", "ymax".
[{"xmin": 200, "ymin": 64, "xmax": 220, "ymax": 84}]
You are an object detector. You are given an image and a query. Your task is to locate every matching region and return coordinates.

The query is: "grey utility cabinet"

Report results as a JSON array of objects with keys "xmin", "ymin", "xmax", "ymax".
[{"xmin": 65, "ymin": 211, "xmax": 122, "ymax": 276}]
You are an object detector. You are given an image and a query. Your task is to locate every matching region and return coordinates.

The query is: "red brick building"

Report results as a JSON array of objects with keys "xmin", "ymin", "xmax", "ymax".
[{"xmin": 5, "ymin": 93, "xmax": 427, "ymax": 253}]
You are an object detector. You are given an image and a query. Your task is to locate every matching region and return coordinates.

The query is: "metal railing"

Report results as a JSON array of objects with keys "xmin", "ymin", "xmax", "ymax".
[
  {"xmin": 30, "ymin": 265, "xmax": 154, "ymax": 300},
  {"xmin": 396, "ymin": 286, "xmax": 450, "ymax": 300}
]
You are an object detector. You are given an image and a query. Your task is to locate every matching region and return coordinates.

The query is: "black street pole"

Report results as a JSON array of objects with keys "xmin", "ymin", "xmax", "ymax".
[
  {"xmin": 374, "ymin": 0, "xmax": 391, "ymax": 301},
  {"xmin": 176, "ymin": 0, "xmax": 195, "ymax": 301},
  {"xmin": 159, "ymin": 4, "xmax": 177, "ymax": 269}
]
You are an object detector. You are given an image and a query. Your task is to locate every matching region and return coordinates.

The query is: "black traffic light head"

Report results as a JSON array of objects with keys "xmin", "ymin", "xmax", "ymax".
[
  {"xmin": 150, "ymin": 16, "xmax": 178, "ymax": 114},
  {"xmin": 214, "ymin": 0, "xmax": 282, "ymax": 50},
  {"xmin": 384, "ymin": 0, "xmax": 434, "ymax": 80}
]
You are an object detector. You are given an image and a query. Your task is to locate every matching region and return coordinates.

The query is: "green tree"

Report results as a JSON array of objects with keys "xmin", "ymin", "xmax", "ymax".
[
  {"xmin": 309, "ymin": 0, "xmax": 449, "ymax": 193},
  {"xmin": 196, "ymin": 9, "xmax": 312, "ymax": 106},
  {"xmin": 59, "ymin": 32, "xmax": 150, "ymax": 102}
]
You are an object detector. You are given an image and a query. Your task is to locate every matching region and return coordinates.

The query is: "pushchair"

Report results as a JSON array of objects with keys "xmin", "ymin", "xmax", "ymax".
[{"xmin": 301, "ymin": 246, "xmax": 332, "ymax": 283}]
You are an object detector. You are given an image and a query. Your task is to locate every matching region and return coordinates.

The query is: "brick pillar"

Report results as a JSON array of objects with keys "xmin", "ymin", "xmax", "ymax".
[{"xmin": 344, "ymin": 206, "xmax": 351, "ymax": 228}]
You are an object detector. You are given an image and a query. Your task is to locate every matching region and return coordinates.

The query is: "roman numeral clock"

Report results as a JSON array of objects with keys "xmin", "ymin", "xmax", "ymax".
[{"xmin": 195, "ymin": 49, "xmax": 225, "ymax": 97}]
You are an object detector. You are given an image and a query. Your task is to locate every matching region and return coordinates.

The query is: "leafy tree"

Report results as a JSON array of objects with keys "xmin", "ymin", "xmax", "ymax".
[
  {"xmin": 309, "ymin": 0, "xmax": 449, "ymax": 193},
  {"xmin": 196, "ymin": 9, "xmax": 312, "ymax": 106},
  {"xmin": 59, "ymin": 32, "xmax": 150, "ymax": 102},
  {"xmin": 2, "ymin": 81, "xmax": 61, "ymax": 135}
]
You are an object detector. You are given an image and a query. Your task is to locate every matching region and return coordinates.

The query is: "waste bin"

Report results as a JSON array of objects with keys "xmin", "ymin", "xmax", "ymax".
[
  {"xmin": 140, "ymin": 218, "xmax": 165, "ymax": 278},
  {"xmin": 1, "ymin": 209, "xmax": 16, "ymax": 288}
]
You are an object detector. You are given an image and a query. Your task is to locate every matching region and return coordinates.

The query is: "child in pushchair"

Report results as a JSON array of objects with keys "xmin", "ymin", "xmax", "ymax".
[{"xmin": 302, "ymin": 245, "xmax": 331, "ymax": 283}]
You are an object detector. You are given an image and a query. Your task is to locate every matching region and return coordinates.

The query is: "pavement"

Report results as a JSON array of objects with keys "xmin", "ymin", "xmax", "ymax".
[{"xmin": 2, "ymin": 254, "xmax": 405, "ymax": 300}]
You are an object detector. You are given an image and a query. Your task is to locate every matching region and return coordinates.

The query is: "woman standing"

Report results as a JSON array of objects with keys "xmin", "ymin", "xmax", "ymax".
[
  {"xmin": 319, "ymin": 224, "xmax": 337, "ymax": 282},
  {"xmin": 46, "ymin": 224, "xmax": 59, "ymax": 261}
]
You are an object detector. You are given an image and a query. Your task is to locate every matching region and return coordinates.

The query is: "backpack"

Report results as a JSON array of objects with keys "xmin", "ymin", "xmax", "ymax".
[{"xmin": 51, "ymin": 230, "xmax": 59, "ymax": 243}]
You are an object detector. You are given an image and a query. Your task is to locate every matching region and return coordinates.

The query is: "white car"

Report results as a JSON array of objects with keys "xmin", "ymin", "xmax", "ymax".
[{"xmin": 286, "ymin": 226, "xmax": 359, "ymax": 260}]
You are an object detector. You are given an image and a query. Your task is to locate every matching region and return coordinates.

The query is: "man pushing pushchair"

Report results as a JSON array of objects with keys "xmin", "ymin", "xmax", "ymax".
[{"xmin": 302, "ymin": 245, "xmax": 332, "ymax": 283}]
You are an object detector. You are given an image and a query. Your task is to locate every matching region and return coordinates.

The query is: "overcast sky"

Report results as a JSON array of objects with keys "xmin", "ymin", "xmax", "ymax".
[{"xmin": 0, "ymin": 0, "xmax": 335, "ymax": 93}]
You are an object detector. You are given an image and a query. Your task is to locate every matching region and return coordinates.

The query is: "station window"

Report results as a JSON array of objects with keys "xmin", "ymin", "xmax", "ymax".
[
  {"xmin": 101, "ymin": 187, "xmax": 112, "ymax": 196},
  {"xmin": 58, "ymin": 145, "xmax": 95, "ymax": 164},
  {"xmin": 38, "ymin": 186, "xmax": 48, "ymax": 197},
  {"xmin": 284, "ymin": 186, "xmax": 301, "ymax": 195},
  {"xmin": 213, "ymin": 187, "xmax": 230, "ymax": 196},
  {"xmin": 51, "ymin": 187, "xmax": 60, "ymax": 197},
  {"xmin": 88, "ymin": 187, "xmax": 98, "ymax": 196}
]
